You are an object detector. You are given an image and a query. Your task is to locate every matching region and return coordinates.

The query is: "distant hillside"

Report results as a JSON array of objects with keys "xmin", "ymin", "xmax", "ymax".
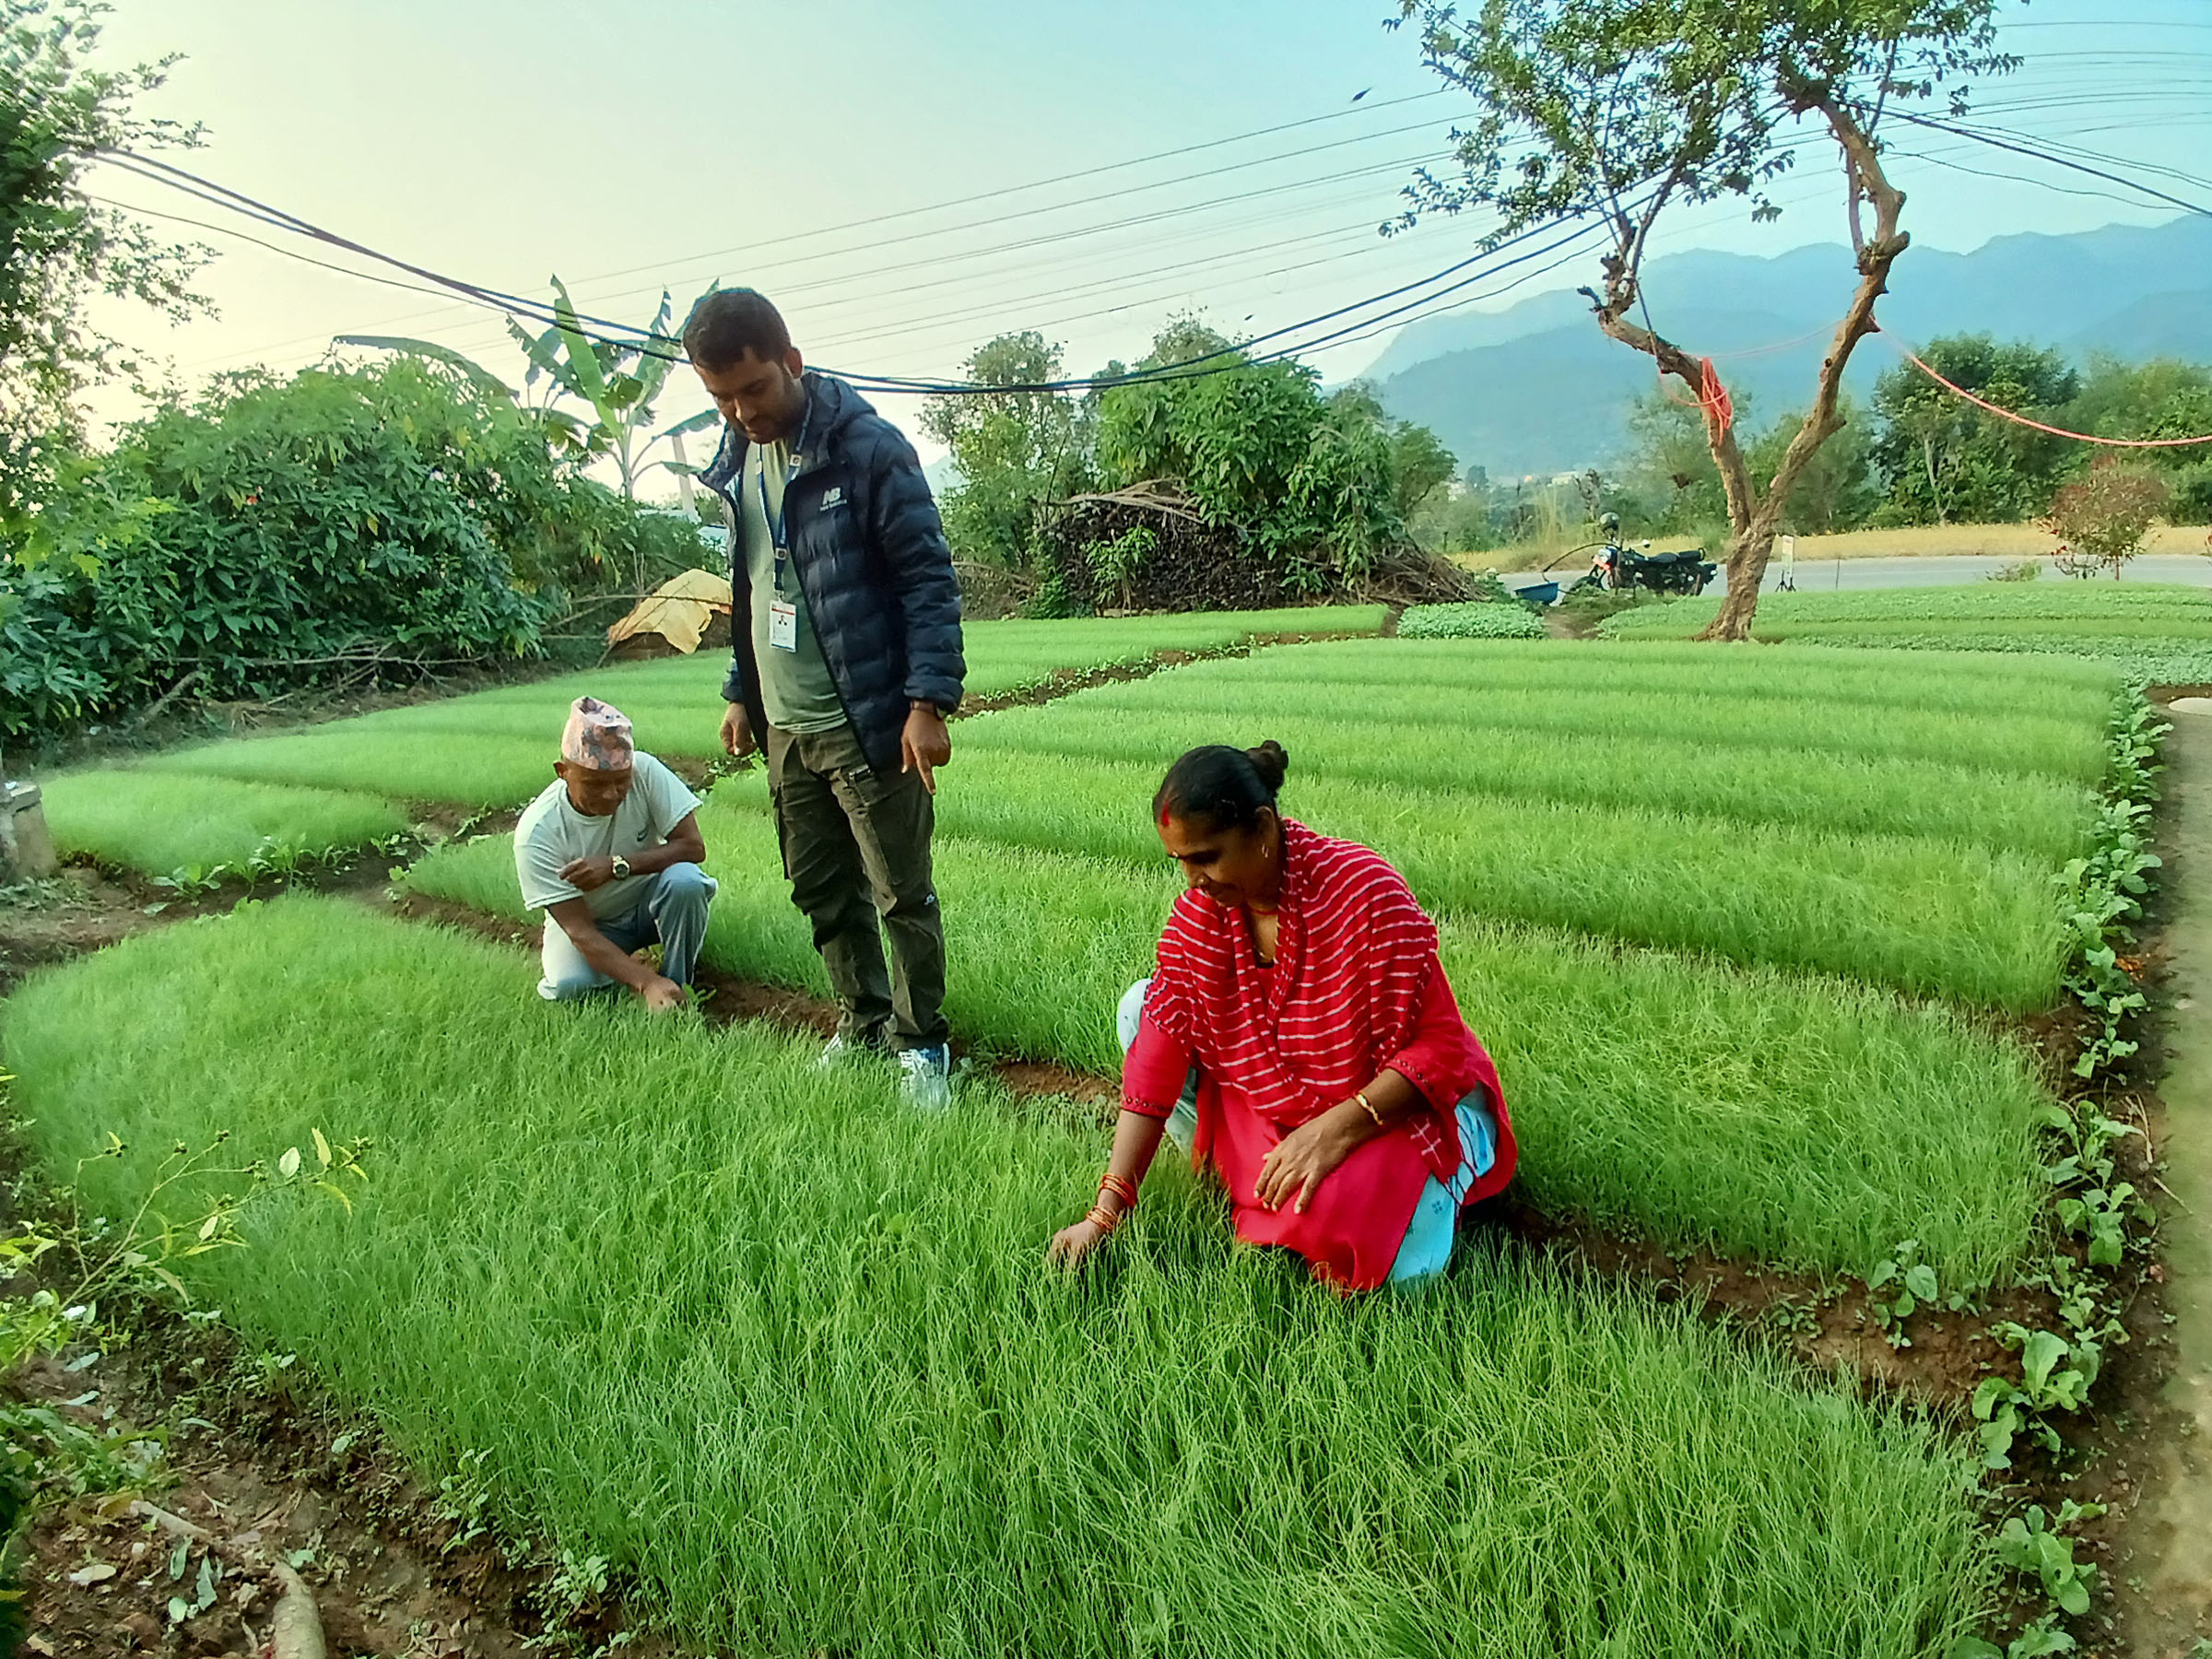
[{"xmin": 1362, "ymin": 216, "xmax": 2212, "ymax": 478}]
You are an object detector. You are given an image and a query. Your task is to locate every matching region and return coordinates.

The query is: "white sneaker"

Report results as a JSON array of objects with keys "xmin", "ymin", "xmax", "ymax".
[
  {"xmin": 817, "ymin": 1033, "xmax": 858, "ymax": 1069},
  {"xmin": 896, "ymin": 1045, "xmax": 952, "ymax": 1112}
]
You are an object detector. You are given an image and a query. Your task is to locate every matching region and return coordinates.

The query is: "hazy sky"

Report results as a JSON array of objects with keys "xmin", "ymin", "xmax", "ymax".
[{"xmin": 84, "ymin": 0, "xmax": 2212, "ymax": 476}]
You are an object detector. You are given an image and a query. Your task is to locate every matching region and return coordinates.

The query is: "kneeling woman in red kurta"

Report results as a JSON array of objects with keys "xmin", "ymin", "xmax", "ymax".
[{"xmin": 1047, "ymin": 742, "xmax": 1517, "ymax": 1290}]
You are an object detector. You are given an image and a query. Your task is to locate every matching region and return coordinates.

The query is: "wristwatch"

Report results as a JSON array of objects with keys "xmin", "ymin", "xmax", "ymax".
[{"xmin": 610, "ymin": 855, "xmax": 632, "ymax": 880}]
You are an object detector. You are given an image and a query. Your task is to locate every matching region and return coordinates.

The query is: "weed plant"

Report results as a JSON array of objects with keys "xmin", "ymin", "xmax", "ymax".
[
  {"xmin": 2, "ymin": 899, "xmax": 1995, "ymax": 1657},
  {"xmin": 39, "ymin": 771, "xmax": 406, "ymax": 872},
  {"xmin": 408, "ymin": 804, "xmax": 2049, "ymax": 1280}
]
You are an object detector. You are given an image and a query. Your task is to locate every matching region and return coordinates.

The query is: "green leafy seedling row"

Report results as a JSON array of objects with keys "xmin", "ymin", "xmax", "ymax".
[{"xmin": 407, "ymin": 798, "xmax": 2049, "ymax": 1285}]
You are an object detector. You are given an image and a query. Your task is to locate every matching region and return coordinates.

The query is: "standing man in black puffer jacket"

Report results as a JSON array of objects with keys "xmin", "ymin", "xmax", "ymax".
[{"xmin": 685, "ymin": 288, "xmax": 966, "ymax": 1110}]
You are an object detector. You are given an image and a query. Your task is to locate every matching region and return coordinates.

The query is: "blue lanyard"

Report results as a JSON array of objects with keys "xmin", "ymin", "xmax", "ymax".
[{"xmin": 755, "ymin": 399, "xmax": 814, "ymax": 596}]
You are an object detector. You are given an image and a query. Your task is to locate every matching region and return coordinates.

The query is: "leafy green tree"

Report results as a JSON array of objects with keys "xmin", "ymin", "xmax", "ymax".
[
  {"xmin": 1749, "ymin": 399, "xmax": 1877, "ymax": 533},
  {"xmin": 1093, "ymin": 322, "xmax": 1411, "ymax": 592},
  {"xmin": 2060, "ymin": 357, "xmax": 2212, "ymax": 524},
  {"xmin": 1, "ymin": 0, "xmax": 210, "ymax": 517},
  {"xmin": 1868, "ymin": 335, "xmax": 2077, "ymax": 524},
  {"xmin": 1624, "ymin": 385, "xmax": 1877, "ymax": 541},
  {"xmin": 1332, "ymin": 382, "xmax": 1458, "ymax": 520},
  {"xmin": 1622, "ymin": 391, "xmax": 1733, "ymax": 533},
  {"xmin": 1390, "ymin": 0, "xmax": 2010, "ymax": 638},
  {"xmin": 919, "ymin": 331, "xmax": 1088, "ymax": 571}
]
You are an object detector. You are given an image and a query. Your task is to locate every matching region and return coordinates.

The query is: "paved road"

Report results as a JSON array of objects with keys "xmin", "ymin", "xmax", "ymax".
[{"xmin": 1505, "ymin": 552, "xmax": 2212, "ymax": 599}]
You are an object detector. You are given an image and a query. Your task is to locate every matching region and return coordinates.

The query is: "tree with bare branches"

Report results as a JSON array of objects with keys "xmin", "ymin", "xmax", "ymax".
[{"xmin": 1388, "ymin": 1, "xmax": 2014, "ymax": 639}]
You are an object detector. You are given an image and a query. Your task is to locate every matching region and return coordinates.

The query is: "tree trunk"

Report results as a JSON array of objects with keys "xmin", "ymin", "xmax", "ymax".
[
  {"xmin": 1705, "ymin": 522, "xmax": 1780, "ymax": 640},
  {"xmin": 1582, "ymin": 98, "xmax": 1912, "ymax": 643}
]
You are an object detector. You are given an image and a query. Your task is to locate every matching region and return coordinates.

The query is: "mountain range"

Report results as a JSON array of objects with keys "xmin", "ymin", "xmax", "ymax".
[{"xmin": 1358, "ymin": 215, "xmax": 2212, "ymax": 480}]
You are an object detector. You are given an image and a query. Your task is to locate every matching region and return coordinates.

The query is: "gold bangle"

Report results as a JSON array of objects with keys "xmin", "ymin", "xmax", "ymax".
[{"xmin": 1356, "ymin": 1090, "xmax": 1385, "ymax": 1127}]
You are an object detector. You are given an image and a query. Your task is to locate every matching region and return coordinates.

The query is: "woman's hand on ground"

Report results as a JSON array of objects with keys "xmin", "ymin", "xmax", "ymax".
[
  {"xmin": 1255, "ymin": 1108, "xmax": 1365, "ymax": 1214},
  {"xmin": 1046, "ymin": 1217, "xmax": 1112, "ymax": 1269}
]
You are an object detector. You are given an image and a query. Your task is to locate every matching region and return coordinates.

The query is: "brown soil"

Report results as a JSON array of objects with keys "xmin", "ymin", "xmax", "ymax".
[{"xmin": 12, "ymin": 1319, "xmax": 657, "ymax": 1659}]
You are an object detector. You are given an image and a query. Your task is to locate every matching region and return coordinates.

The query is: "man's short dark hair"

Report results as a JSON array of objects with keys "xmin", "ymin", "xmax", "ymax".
[{"xmin": 681, "ymin": 288, "xmax": 793, "ymax": 371}]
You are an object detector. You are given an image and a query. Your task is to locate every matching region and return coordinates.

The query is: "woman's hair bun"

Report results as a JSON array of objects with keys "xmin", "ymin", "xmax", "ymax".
[{"xmin": 1246, "ymin": 740, "xmax": 1289, "ymax": 793}]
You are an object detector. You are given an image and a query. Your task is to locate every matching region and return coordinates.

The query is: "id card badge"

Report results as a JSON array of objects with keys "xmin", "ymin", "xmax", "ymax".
[{"xmin": 768, "ymin": 598, "xmax": 798, "ymax": 652}]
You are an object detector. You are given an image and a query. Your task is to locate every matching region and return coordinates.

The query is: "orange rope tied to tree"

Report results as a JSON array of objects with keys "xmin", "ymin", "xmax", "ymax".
[
  {"xmin": 1695, "ymin": 358, "xmax": 1734, "ymax": 442},
  {"xmin": 1660, "ymin": 358, "xmax": 1735, "ymax": 441}
]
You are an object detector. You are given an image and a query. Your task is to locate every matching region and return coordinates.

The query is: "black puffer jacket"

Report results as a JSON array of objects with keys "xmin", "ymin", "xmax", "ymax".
[{"xmin": 705, "ymin": 373, "xmax": 965, "ymax": 772}]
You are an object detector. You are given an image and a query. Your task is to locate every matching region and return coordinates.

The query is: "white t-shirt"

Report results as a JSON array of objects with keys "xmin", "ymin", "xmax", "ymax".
[{"xmin": 513, "ymin": 752, "xmax": 701, "ymax": 919}]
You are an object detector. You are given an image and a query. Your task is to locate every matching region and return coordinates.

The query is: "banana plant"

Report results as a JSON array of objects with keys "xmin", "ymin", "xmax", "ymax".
[
  {"xmin": 530, "ymin": 276, "xmax": 724, "ymax": 501},
  {"xmin": 340, "ymin": 275, "xmax": 727, "ymax": 499}
]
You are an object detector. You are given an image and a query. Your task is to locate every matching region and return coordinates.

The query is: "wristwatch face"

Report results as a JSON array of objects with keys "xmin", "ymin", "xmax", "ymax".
[{"xmin": 611, "ymin": 856, "xmax": 631, "ymax": 880}]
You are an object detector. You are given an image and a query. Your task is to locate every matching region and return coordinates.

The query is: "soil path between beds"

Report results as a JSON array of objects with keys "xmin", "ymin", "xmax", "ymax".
[{"xmin": 2120, "ymin": 701, "xmax": 2212, "ymax": 1648}]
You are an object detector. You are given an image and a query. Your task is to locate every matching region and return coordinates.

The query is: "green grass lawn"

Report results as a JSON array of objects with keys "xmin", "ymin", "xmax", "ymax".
[{"xmin": 1, "ymin": 898, "xmax": 1996, "ymax": 1658}]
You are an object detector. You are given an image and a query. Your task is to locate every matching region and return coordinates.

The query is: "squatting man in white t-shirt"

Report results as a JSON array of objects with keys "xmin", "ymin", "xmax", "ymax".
[{"xmin": 512, "ymin": 696, "xmax": 717, "ymax": 1010}]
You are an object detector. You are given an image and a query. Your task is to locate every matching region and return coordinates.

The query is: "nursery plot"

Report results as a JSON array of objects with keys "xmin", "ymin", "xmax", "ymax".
[
  {"xmin": 57, "ymin": 608, "xmax": 1393, "ymax": 875},
  {"xmin": 1600, "ymin": 584, "xmax": 2212, "ymax": 680},
  {"xmin": 1394, "ymin": 601, "xmax": 1548, "ymax": 640},
  {"xmin": 959, "ymin": 700, "xmax": 2098, "ymax": 859},
  {"xmin": 1606, "ymin": 583, "xmax": 2212, "ymax": 631},
  {"xmin": 1099, "ymin": 641, "xmax": 2118, "ymax": 784},
  {"xmin": 139, "ymin": 728, "xmax": 559, "ymax": 810},
  {"xmin": 39, "ymin": 770, "xmax": 407, "ymax": 873},
  {"xmin": 712, "ymin": 747, "xmax": 2065, "ymax": 1007},
  {"xmin": 409, "ymin": 801, "xmax": 2047, "ymax": 1282},
  {"xmin": 1, "ymin": 899, "xmax": 1996, "ymax": 1657}
]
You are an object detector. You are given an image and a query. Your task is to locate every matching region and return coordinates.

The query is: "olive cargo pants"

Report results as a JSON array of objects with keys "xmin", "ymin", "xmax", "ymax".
[{"xmin": 766, "ymin": 723, "xmax": 949, "ymax": 1053}]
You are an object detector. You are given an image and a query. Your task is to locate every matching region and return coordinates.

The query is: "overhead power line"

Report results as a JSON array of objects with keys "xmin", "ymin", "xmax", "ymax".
[
  {"xmin": 98, "ymin": 143, "xmax": 1618, "ymax": 399},
  {"xmin": 1886, "ymin": 109, "xmax": 2212, "ymax": 217},
  {"xmin": 137, "ymin": 89, "xmax": 1454, "ymax": 369}
]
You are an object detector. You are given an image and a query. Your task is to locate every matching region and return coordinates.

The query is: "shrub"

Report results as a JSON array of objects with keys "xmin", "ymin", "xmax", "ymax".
[
  {"xmin": 2044, "ymin": 458, "xmax": 2171, "ymax": 579},
  {"xmin": 0, "ymin": 359, "xmax": 597, "ymax": 744}
]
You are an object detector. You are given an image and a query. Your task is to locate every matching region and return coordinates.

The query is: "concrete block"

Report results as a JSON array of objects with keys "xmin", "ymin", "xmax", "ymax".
[{"xmin": 1, "ymin": 780, "xmax": 57, "ymax": 881}]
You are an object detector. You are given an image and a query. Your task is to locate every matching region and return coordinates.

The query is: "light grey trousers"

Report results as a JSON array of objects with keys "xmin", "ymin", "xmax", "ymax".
[{"xmin": 538, "ymin": 863, "xmax": 718, "ymax": 1001}]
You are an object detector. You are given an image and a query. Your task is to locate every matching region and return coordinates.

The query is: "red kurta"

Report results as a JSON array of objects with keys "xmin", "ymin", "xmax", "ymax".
[{"xmin": 1124, "ymin": 820, "xmax": 1515, "ymax": 1288}]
